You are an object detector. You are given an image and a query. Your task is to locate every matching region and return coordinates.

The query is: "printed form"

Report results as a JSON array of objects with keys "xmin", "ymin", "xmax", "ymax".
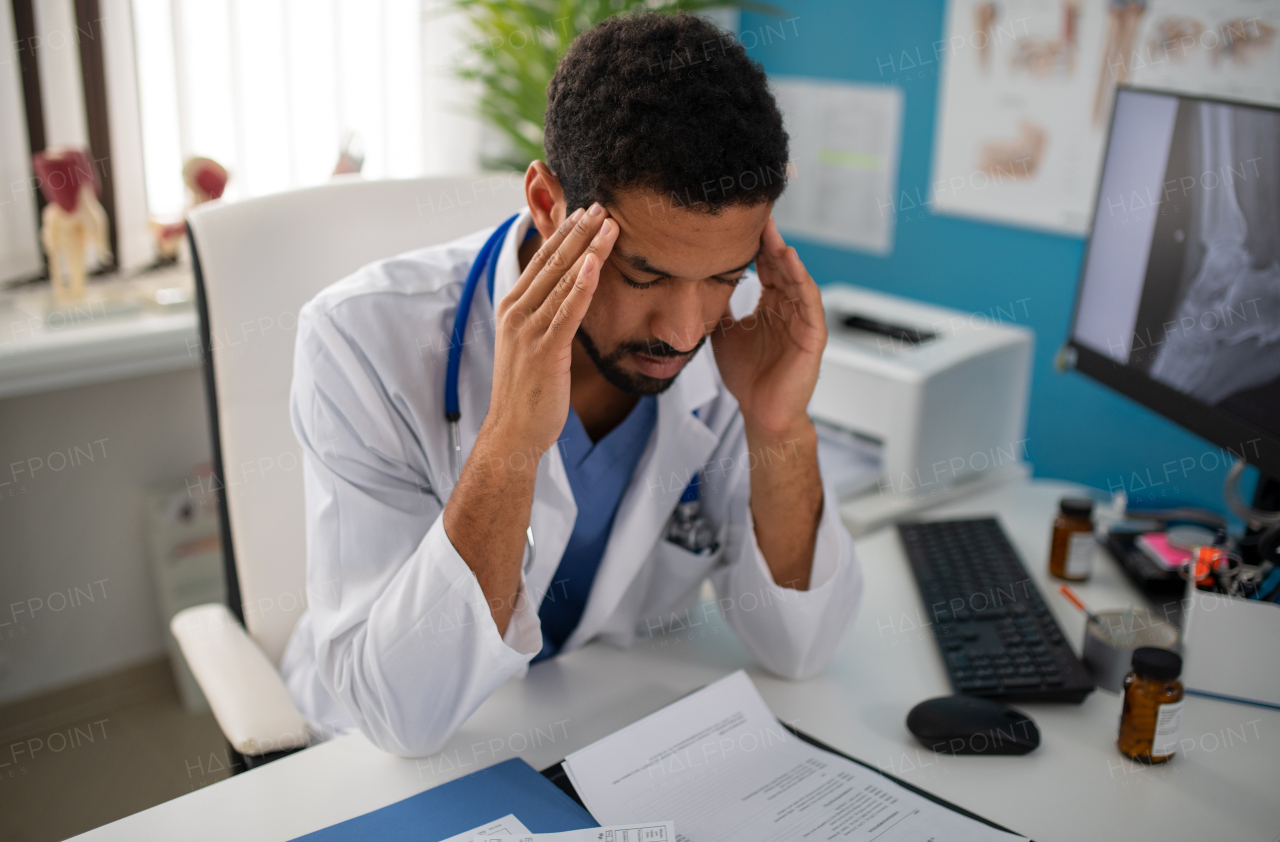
[
  {"xmin": 442, "ymin": 814, "xmax": 674, "ymax": 842},
  {"xmin": 441, "ymin": 814, "xmax": 531, "ymax": 841},
  {"xmin": 562, "ymin": 671, "xmax": 1027, "ymax": 842}
]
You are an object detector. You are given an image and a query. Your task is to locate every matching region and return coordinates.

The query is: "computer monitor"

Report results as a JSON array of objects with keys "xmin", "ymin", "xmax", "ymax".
[{"xmin": 1067, "ymin": 86, "xmax": 1280, "ymax": 485}]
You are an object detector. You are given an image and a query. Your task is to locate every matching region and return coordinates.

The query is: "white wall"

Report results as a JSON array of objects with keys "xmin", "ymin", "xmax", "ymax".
[{"xmin": 0, "ymin": 367, "xmax": 212, "ymax": 703}]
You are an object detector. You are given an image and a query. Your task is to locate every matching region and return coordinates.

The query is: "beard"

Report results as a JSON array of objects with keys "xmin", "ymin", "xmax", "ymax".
[{"xmin": 575, "ymin": 326, "xmax": 705, "ymax": 396}]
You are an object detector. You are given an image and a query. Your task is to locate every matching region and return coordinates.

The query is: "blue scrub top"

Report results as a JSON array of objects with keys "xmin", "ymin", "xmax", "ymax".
[{"xmin": 533, "ymin": 395, "xmax": 658, "ymax": 660}]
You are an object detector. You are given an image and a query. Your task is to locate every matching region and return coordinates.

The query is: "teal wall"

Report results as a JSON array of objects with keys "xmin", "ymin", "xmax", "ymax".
[{"xmin": 741, "ymin": 0, "xmax": 1254, "ymax": 513}]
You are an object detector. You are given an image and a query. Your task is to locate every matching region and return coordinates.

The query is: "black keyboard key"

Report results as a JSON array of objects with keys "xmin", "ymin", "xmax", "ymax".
[
  {"xmin": 959, "ymin": 677, "xmax": 1000, "ymax": 691},
  {"xmin": 1002, "ymin": 676, "xmax": 1043, "ymax": 689}
]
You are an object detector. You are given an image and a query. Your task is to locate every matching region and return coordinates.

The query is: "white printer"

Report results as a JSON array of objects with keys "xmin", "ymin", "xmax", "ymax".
[{"xmin": 811, "ymin": 284, "xmax": 1034, "ymax": 535}]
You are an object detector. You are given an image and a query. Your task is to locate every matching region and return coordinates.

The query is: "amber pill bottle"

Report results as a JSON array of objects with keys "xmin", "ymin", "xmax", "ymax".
[
  {"xmin": 1048, "ymin": 498, "xmax": 1095, "ymax": 581},
  {"xmin": 1117, "ymin": 647, "xmax": 1185, "ymax": 764}
]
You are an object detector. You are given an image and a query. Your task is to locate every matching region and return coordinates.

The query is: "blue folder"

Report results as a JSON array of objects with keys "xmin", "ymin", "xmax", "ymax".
[{"xmin": 290, "ymin": 757, "xmax": 598, "ymax": 841}]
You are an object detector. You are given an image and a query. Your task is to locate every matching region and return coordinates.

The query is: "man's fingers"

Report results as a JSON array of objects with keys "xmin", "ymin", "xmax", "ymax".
[
  {"xmin": 547, "ymin": 252, "xmax": 600, "ymax": 343},
  {"xmin": 758, "ymin": 218, "xmax": 809, "ymax": 293},
  {"xmin": 761, "ymin": 215, "xmax": 788, "ymax": 257},
  {"xmin": 770, "ymin": 242, "xmax": 825, "ymax": 345},
  {"xmin": 539, "ymin": 218, "xmax": 616, "ymax": 322},
  {"xmin": 506, "ymin": 208, "xmax": 584, "ymax": 304},
  {"xmin": 518, "ymin": 203, "xmax": 608, "ymax": 313},
  {"xmin": 756, "ymin": 219, "xmax": 791, "ymax": 288}
]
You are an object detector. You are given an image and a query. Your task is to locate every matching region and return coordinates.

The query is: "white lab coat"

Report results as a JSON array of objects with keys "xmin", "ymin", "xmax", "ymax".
[{"xmin": 279, "ymin": 208, "xmax": 863, "ymax": 757}]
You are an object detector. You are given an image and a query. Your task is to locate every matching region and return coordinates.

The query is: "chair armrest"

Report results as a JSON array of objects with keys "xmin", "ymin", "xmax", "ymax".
[{"xmin": 171, "ymin": 604, "xmax": 310, "ymax": 756}]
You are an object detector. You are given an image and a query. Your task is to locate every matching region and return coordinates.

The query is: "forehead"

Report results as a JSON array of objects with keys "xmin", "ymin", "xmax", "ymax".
[{"xmin": 606, "ymin": 190, "xmax": 770, "ymax": 278}]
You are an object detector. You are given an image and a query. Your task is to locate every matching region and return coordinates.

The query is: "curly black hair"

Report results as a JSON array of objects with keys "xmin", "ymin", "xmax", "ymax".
[{"xmin": 543, "ymin": 12, "xmax": 789, "ymax": 215}]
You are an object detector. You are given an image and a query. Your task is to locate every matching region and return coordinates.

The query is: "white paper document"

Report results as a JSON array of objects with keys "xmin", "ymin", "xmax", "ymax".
[
  {"xmin": 441, "ymin": 814, "xmax": 532, "ymax": 841},
  {"xmin": 532, "ymin": 822, "xmax": 675, "ymax": 841},
  {"xmin": 563, "ymin": 671, "xmax": 1027, "ymax": 842},
  {"xmin": 443, "ymin": 816, "xmax": 675, "ymax": 842}
]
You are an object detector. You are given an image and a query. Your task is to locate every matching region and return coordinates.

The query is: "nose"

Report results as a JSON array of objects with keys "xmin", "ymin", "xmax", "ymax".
[{"xmin": 648, "ymin": 282, "xmax": 711, "ymax": 354}]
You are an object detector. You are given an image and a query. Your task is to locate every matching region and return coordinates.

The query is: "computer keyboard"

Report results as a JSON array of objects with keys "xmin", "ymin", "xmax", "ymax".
[{"xmin": 897, "ymin": 518, "xmax": 1096, "ymax": 703}]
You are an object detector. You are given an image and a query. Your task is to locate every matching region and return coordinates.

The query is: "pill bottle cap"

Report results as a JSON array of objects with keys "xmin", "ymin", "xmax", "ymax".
[
  {"xmin": 1131, "ymin": 647, "xmax": 1182, "ymax": 680},
  {"xmin": 1059, "ymin": 498, "xmax": 1094, "ymax": 518}
]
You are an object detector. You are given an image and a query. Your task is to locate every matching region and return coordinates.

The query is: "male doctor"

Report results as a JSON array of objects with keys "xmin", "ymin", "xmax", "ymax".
[{"xmin": 280, "ymin": 12, "xmax": 862, "ymax": 757}]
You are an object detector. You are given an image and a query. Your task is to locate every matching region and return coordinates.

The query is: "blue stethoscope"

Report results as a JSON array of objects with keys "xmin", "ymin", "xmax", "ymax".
[{"xmin": 445, "ymin": 213, "xmax": 716, "ymax": 569}]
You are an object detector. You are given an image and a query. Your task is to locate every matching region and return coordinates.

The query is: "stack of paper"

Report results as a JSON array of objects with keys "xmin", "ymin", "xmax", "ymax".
[
  {"xmin": 443, "ymin": 815, "xmax": 674, "ymax": 842},
  {"xmin": 562, "ymin": 671, "xmax": 1027, "ymax": 842}
]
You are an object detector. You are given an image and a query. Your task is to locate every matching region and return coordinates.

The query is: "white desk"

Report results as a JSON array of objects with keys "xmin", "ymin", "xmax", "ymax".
[{"xmin": 72, "ymin": 479, "xmax": 1280, "ymax": 841}]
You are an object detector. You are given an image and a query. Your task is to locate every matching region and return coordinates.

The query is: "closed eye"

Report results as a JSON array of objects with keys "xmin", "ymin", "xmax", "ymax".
[
  {"xmin": 620, "ymin": 272, "xmax": 746, "ymax": 289},
  {"xmin": 620, "ymin": 271, "xmax": 660, "ymax": 290}
]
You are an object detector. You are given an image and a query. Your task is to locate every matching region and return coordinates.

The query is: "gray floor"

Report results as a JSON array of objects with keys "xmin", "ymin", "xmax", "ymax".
[{"xmin": 0, "ymin": 658, "xmax": 230, "ymax": 842}]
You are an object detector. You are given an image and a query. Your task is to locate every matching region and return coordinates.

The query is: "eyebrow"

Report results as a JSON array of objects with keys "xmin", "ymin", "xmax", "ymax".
[{"xmin": 614, "ymin": 245, "xmax": 761, "ymax": 280}]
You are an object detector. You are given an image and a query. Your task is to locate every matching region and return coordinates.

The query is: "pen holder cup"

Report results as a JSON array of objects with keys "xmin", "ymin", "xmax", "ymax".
[{"xmin": 1081, "ymin": 609, "xmax": 1179, "ymax": 692}]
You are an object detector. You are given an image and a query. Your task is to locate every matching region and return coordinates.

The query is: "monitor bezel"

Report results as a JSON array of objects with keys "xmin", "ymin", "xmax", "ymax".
[{"xmin": 1065, "ymin": 85, "xmax": 1280, "ymax": 481}]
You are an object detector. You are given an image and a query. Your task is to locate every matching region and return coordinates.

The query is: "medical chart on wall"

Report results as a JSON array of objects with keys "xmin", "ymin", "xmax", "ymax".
[
  {"xmin": 771, "ymin": 78, "xmax": 904, "ymax": 256},
  {"xmin": 932, "ymin": 0, "xmax": 1280, "ymax": 235}
]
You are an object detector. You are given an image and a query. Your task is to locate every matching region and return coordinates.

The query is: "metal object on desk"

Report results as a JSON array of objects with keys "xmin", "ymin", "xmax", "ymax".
[{"xmin": 1081, "ymin": 608, "xmax": 1179, "ymax": 693}]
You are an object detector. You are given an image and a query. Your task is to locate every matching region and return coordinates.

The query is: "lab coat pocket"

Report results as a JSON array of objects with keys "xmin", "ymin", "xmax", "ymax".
[{"xmin": 643, "ymin": 532, "xmax": 727, "ymax": 618}]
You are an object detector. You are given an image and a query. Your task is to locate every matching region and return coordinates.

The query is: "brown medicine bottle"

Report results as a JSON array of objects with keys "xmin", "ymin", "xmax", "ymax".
[
  {"xmin": 1048, "ymin": 498, "xmax": 1095, "ymax": 580},
  {"xmin": 1117, "ymin": 647, "xmax": 1185, "ymax": 764}
]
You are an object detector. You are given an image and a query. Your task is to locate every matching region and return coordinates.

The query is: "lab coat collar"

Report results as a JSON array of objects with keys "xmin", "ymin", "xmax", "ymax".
[
  {"xmin": 491, "ymin": 207, "xmax": 534, "ymax": 305},
  {"xmin": 487, "ymin": 207, "xmax": 724, "ymax": 646}
]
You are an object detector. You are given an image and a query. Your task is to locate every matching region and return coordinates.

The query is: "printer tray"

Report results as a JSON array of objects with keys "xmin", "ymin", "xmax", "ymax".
[{"xmin": 540, "ymin": 722, "xmax": 1021, "ymax": 837}]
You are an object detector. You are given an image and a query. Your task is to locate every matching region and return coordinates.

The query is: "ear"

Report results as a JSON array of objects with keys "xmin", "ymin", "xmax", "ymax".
[{"xmin": 524, "ymin": 161, "xmax": 567, "ymax": 239}]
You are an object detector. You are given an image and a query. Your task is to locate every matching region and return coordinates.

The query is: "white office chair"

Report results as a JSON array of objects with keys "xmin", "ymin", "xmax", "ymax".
[{"xmin": 174, "ymin": 175, "xmax": 526, "ymax": 767}]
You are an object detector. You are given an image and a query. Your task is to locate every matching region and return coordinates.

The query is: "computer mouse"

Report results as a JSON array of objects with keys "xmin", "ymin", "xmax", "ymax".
[{"xmin": 906, "ymin": 695, "xmax": 1040, "ymax": 755}]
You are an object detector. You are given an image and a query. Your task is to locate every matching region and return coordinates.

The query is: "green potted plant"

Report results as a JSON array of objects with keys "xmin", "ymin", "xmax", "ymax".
[{"xmin": 448, "ymin": 0, "xmax": 780, "ymax": 170}]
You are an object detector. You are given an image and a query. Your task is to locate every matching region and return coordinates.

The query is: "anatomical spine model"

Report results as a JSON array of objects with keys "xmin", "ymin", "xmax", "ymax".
[{"xmin": 33, "ymin": 148, "xmax": 111, "ymax": 305}]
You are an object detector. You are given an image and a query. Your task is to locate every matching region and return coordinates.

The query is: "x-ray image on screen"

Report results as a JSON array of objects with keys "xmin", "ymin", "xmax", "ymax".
[{"xmin": 1073, "ymin": 89, "xmax": 1280, "ymax": 441}]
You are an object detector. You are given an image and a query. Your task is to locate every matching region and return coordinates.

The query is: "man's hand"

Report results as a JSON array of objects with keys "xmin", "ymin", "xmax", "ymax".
[
  {"xmin": 488, "ymin": 204, "xmax": 618, "ymax": 453},
  {"xmin": 711, "ymin": 217, "xmax": 827, "ymax": 437},
  {"xmin": 443, "ymin": 204, "xmax": 619, "ymax": 635},
  {"xmin": 710, "ymin": 217, "xmax": 827, "ymax": 590}
]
